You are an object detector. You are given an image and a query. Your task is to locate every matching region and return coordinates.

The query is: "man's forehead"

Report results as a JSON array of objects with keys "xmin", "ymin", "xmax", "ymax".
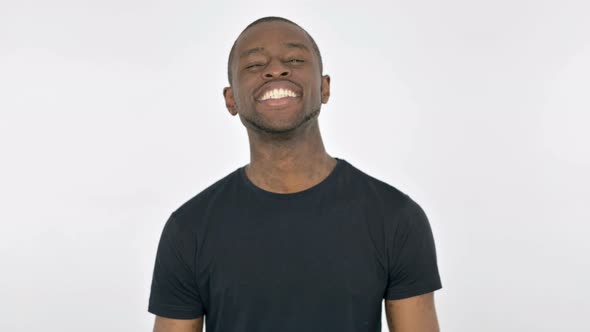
[{"xmin": 235, "ymin": 21, "xmax": 311, "ymax": 52}]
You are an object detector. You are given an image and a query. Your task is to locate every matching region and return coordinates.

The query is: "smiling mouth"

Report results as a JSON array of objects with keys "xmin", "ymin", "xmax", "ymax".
[
  {"xmin": 258, "ymin": 88, "xmax": 300, "ymax": 101},
  {"xmin": 257, "ymin": 95, "xmax": 300, "ymax": 108},
  {"xmin": 256, "ymin": 88, "xmax": 301, "ymax": 108}
]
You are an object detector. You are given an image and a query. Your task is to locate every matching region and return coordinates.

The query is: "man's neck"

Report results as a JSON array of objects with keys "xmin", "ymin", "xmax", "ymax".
[{"xmin": 245, "ymin": 122, "xmax": 337, "ymax": 194}]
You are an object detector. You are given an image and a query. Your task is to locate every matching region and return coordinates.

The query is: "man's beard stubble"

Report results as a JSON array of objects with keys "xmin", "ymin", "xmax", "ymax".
[{"xmin": 238, "ymin": 106, "xmax": 321, "ymax": 137}]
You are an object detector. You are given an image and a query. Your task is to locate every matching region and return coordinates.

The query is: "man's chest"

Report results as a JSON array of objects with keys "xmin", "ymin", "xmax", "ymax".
[{"xmin": 196, "ymin": 205, "xmax": 388, "ymax": 316}]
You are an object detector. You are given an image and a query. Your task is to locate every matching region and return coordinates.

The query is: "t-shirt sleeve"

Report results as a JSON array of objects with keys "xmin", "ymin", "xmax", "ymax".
[
  {"xmin": 384, "ymin": 196, "xmax": 442, "ymax": 300},
  {"xmin": 148, "ymin": 213, "xmax": 205, "ymax": 319}
]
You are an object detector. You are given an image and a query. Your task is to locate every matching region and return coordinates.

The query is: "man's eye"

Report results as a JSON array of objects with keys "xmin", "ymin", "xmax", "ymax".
[
  {"xmin": 287, "ymin": 59, "xmax": 304, "ymax": 63},
  {"xmin": 246, "ymin": 64, "xmax": 264, "ymax": 69}
]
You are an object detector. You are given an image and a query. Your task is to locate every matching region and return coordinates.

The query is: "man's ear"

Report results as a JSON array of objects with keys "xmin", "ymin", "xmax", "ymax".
[
  {"xmin": 223, "ymin": 86, "xmax": 238, "ymax": 115},
  {"xmin": 321, "ymin": 75, "xmax": 330, "ymax": 104}
]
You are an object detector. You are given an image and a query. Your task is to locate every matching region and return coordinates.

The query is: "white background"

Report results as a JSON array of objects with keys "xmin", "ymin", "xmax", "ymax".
[{"xmin": 1, "ymin": 0, "xmax": 589, "ymax": 331}]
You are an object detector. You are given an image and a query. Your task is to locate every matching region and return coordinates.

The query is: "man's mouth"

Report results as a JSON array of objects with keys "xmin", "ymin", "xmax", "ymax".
[
  {"xmin": 256, "ymin": 88, "xmax": 301, "ymax": 108},
  {"xmin": 258, "ymin": 88, "xmax": 299, "ymax": 101}
]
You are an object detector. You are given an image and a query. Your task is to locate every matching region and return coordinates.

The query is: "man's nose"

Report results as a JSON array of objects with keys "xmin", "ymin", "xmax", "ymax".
[{"xmin": 263, "ymin": 59, "xmax": 290, "ymax": 79}]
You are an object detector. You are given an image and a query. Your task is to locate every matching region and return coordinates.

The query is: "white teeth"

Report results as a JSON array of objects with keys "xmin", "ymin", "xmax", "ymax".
[{"xmin": 260, "ymin": 88, "xmax": 297, "ymax": 101}]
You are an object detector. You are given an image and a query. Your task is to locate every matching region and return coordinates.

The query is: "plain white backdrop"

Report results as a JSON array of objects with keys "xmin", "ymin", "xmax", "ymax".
[{"xmin": 1, "ymin": 0, "xmax": 589, "ymax": 331}]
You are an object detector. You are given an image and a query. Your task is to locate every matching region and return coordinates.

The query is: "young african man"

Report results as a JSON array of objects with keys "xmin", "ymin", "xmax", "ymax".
[{"xmin": 148, "ymin": 16, "xmax": 442, "ymax": 332}]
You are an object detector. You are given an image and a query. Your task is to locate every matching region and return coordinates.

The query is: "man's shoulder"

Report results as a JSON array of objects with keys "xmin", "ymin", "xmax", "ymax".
[
  {"xmin": 343, "ymin": 159, "xmax": 410, "ymax": 205},
  {"xmin": 344, "ymin": 160, "xmax": 428, "ymax": 229},
  {"xmin": 171, "ymin": 166, "xmax": 242, "ymax": 222}
]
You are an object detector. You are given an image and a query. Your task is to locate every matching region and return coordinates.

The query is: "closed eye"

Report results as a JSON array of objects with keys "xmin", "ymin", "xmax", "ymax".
[
  {"xmin": 287, "ymin": 59, "xmax": 304, "ymax": 63},
  {"xmin": 246, "ymin": 63, "xmax": 264, "ymax": 69}
]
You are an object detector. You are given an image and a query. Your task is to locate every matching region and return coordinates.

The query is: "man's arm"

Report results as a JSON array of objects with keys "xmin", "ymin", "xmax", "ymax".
[
  {"xmin": 385, "ymin": 292, "xmax": 440, "ymax": 332},
  {"xmin": 153, "ymin": 316, "xmax": 204, "ymax": 332}
]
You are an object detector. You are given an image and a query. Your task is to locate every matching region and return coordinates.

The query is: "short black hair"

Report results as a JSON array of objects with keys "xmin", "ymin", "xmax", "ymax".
[{"xmin": 227, "ymin": 16, "xmax": 323, "ymax": 85}]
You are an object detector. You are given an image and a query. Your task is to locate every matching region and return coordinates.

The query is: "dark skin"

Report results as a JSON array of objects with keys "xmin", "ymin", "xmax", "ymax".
[
  {"xmin": 224, "ymin": 20, "xmax": 336, "ymax": 194},
  {"xmin": 153, "ymin": 20, "xmax": 440, "ymax": 332}
]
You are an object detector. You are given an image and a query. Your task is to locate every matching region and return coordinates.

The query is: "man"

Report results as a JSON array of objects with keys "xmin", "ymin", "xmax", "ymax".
[{"xmin": 148, "ymin": 16, "xmax": 442, "ymax": 332}]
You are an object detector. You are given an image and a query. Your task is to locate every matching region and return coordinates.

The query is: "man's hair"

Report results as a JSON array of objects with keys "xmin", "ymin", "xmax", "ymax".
[{"xmin": 227, "ymin": 16, "xmax": 324, "ymax": 85}]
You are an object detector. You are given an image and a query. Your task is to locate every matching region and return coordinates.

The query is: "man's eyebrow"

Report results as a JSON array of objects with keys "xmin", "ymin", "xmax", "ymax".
[
  {"xmin": 284, "ymin": 42, "xmax": 310, "ymax": 52},
  {"xmin": 239, "ymin": 47, "xmax": 265, "ymax": 58},
  {"xmin": 239, "ymin": 42, "xmax": 311, "ymax": 58}
]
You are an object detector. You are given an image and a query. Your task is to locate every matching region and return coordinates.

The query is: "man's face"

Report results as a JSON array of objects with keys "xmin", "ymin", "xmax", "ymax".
[{"xmin": 223, "ymin": 21, "xmax": 330, "ymax": 135}]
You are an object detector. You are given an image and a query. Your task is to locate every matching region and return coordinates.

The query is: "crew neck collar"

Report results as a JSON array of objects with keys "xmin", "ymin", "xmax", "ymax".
[{"xmin": 238, "ymin": 157, "xmax": 346, "ymax": 200}]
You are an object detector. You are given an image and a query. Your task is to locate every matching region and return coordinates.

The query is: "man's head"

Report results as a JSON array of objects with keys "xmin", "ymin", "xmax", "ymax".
[
  {"xmin": 226, "ymin": 17, "xmax": 324, "ymax": 85},
  {"xmin": 223, "ymin": 17, "xmax": 330, "ymax": 136}
]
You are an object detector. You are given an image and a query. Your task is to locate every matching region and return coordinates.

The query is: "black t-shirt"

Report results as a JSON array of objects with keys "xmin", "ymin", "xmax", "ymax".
[{"xmin": 148, "ymin": 158, "xmax": 442, "ymax": 332}]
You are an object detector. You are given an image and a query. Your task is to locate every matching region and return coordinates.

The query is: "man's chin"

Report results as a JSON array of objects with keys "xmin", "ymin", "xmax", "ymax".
[
  {"xmin": 241, "ymin": 109, "xmax": 320, "ymax": 136},
  {"xmin": 248, "ymin": 120, "xmax": 302, "ymax": 135}
]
